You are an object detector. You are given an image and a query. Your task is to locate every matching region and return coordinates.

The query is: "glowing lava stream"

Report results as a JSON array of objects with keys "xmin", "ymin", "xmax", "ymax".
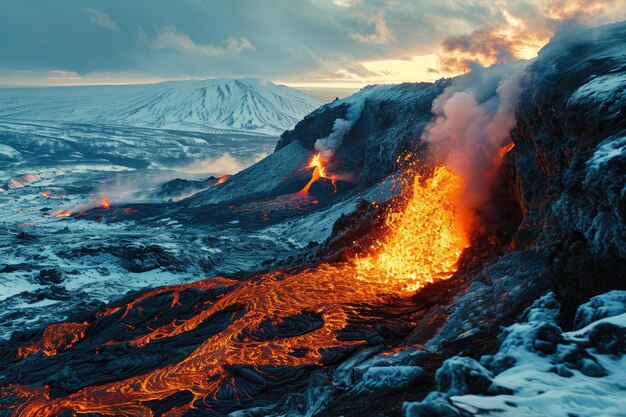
[
  {"xmin": 54, "ymin": 195, "xmax": 111, "ymax": 217},
  {"xmin": 298, "ymin": 153, "xmax": 336, "ymax": 195},
  {"xmin": 10, "ymin": 166, "xmax": 470, "ymax": 417}
]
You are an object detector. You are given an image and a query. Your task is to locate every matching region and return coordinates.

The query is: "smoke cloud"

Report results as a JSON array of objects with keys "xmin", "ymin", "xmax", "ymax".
[
  {"xmin": 93, "ymin": 152, "xmax": 268, "ymax": 204},
  {"xmin": 423, "ymin": 62, "xmax": 528, "ymax": 229},
  {"xmin": 437, "ymin": 0, "xmax": 625, "ymax": 73},
  {"xmin": 315, "ymin": 100, "xmax": 365, "ymax": 161},
  {"xmin": 181, "ymin": 152, "xmax": 268, "ymax": 176}
]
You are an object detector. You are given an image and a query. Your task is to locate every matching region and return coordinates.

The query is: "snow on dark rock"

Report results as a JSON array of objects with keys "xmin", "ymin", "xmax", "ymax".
[
  {"xmin": 435, "ymin": 356, "xmax": 510, "ymax": 397},
  {"xmin": 403, "ymin": 392, "xmax": 471, "ymax": 417},
  {"xmin": 353, "ymin": 366, "xmax": 425, "ymax": 393},
  {"xmin": 574, "ymin": 290, "xmax": 626, "ymax": 330},
  {"xmin": 0, "ymin": 78, "xmax": 322, "ymax": 136},
  {"xmin": 404, "ymin": 292, "xmax": 626, "ymax": 417}
]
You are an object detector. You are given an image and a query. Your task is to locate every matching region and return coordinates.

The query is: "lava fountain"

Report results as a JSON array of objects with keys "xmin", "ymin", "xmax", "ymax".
[
  {"xmin": 7, "ymin": 166, "xmax": 470, "ymax": 417},
  {"xmin": 298, "ymin": 153, "xmax": 336, "ymax": 196},
  {"xmin": 356, "ymin": 166, "xmax": 470, "ymax": 291}
]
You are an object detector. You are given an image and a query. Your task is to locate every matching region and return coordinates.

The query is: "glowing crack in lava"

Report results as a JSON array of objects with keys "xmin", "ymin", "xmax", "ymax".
[
  {"xmin": 298, "ymin": 153, "xmax": 336, "ymax": 195},
  {"xmin": 7, "ymin": 167, "xmax": 470, "ymax": 417}
]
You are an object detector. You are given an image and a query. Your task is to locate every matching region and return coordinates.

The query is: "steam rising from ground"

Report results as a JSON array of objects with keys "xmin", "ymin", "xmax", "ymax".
[
  {"xmin": 423, "ymin": 62, "xmax": 528, "ymax": 230},
  {"xmin": 83, "ymin": 152, "xmax": 268, "ymax": 206},
  {"xmin": 181, "ymin": 152, "xmax": 268, "ymax": 175},
  {"xmin": 315, "ymin": 100, "xmax": 364, "ymax": 161}
]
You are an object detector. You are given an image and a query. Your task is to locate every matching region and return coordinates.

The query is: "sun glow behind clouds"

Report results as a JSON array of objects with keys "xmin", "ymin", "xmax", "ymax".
[{"xmin": 282, "ymin": 54, "xmax": 455, "ymax": 89}]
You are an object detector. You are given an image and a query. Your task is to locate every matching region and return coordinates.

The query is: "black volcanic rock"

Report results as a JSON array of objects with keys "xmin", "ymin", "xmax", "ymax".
[
  {"xmin": 1, "ymin": 21, "xmax": 625, "ymax": 417},
  {"xmin": 37, "ymin": 268, "xmax": 64, "ymax": 285},
  {"xmin": 156, "ymin": 176, "xmax": 217, "ymax": 199},
  {"xmin": 508, "ymin": 22, "xmax": 626, "ymax": 327},
  {"xmin": 277, "ymin": 82, "xmax": 446, "ymax": 189}
]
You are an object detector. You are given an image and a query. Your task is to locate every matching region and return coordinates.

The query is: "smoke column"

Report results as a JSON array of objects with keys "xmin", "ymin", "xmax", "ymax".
[
  {"xmin": 315, "ymin": 100, "xmax": 365, "ymax": 161},
  {"xmin": 423, "ymin": 62, "xmax": 528, "ymax": 229}
]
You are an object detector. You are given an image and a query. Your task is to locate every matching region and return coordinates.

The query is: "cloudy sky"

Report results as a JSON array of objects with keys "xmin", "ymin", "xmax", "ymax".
[{"xmin": 0, "ymin": 0, "xmax": 624, "ymax": 88}]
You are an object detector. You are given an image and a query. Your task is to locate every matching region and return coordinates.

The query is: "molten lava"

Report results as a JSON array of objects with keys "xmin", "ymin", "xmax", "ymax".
[
  {"xmin": 15, "ymin": 322, "xmax": 88, "ymax": 360},
  {"xmin": 53, "ymin": 195, "xmax": 111, "ymax": 218},
  {"xmin": 7, "ymin": 166, "xmax": 471, "ymax": 417},
  {"xmin": 100, "ymin": 196, "xmax": 111, "ymax": 209},
  {"xmin": 298, "ymin": 153, "xmax": 336, "ymax": 195},
  {"xmin": 356, "ymin": 166, "xmax": 470, "ymax": 291},
  {"xmin": 214, "ymin": 175, "xmax": 229, "ymax": 186}
]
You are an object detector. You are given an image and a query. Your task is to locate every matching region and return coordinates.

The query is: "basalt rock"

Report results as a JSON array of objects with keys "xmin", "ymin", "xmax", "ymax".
[{"xmin": 1, "ymin": 21, "xmax": 625, "ymax": 417}]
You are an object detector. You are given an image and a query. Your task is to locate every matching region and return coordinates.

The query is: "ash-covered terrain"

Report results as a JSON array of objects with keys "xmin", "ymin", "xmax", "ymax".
[{"xmin": 1, "ymin": 22, "xmax": 625, "ymax": 417}]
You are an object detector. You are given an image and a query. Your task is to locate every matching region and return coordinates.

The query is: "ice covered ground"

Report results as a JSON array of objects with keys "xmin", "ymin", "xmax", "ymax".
[
  {"xmin": 0, "ymin": 120, "xmax": 385, "ymax": 341},
  {"xmin": 0, "ymin": 123, "xmax": 297, "ymax": 340}
]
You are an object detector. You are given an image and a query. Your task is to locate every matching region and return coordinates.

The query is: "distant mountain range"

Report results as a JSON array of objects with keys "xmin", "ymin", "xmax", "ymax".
[{"xmin": 0, "ymin": 78, "xmax": 322, "ymax": 136}]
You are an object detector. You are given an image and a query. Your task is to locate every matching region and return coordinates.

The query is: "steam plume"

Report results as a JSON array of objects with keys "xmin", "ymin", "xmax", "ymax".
[
  {"xmin": 315, "ymin": 100, "xmax": 364, "ymax": 161},
  {"xmin": 423, "ymin": 62, "xmax": 528, "ymax": 229},
  {"xmin": 437, "ymin": 0, "xmax": 625, "ymax": 73}
]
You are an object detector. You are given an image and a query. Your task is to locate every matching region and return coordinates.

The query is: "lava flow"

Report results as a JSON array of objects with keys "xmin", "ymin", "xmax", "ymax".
[
  {"xmin": 54, "ymin": 195, "xmax": 111, "ymax": 218},
  {"xmin": 7, "ymin": 166, "xmax": 470, "ymax": 417},
  {"xmin": 298, "ymin": 153, "xmax": 336, "ymax": 195},
  {"xmin": 100, "ymin": 196, "xmax": 111, "ymax": 209},
  {"xmin": 214, "ymin": 174, "xmax": 229, "ymax": 186},
  {"xmin": 228, "ymin": 154, "xmax": 335, "ymax": 221}
]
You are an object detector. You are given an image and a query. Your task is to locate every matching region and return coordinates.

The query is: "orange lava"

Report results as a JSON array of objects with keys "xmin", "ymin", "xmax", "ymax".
[
  {"xmin": 53, "ymin": 195, "xmax": 111, "ymax": 217},
  {"xmin": 498, "ymin": 142, "xmax": 515, "ymax": 159},
  {"xmin": 100, "ymin": 196, "xmax": 111, "ymax": 209},
  {"xmin": 214, "ymin": 175, "xmax": 229, "ymax": 186},
  {"xmin": 356, "ymin": 166, "xmax": 470, "ymax": 291},
  {"xmin": 298, "ymin": 153, "xmax": 336, "ymax": 195},
  {"xmin": 15, "ymin": 322, "xmax": 89, "ymax": 360},
  {"xmin": 8, "ymin": 166, "xmax": 470, "ymax": 417}
]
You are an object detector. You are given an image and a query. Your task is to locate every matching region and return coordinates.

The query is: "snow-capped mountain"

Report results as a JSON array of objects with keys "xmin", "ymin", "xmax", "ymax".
[{"xmin": 0, "ymin": 78, "xmax": 322, "ymax": 136}]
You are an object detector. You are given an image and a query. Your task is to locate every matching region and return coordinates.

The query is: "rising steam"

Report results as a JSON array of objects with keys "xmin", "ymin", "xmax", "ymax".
[
  {"xmin": 423, "ymin": 62, "xmax": 528, "ymax": 230},
  {"xmin": 315, "ymin": 100, "xmax": 364, "ymax": 161},
  {"xmin": 437, "ymin": 0, "xmax": 626, "ymax": 73}
]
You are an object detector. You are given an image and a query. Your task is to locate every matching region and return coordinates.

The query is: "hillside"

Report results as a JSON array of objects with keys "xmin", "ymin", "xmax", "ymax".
[{"xmin": 0, "ymin": 78, "xmax": 322, "ymax": 136}]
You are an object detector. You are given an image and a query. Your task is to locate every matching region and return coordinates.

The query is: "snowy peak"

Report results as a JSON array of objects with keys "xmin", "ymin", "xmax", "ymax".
[{"xmin": 0, "ymin": 78, "xmax": 322, "ymax": 136}]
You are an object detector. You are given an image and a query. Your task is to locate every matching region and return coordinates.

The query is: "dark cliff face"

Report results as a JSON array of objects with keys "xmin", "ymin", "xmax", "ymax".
[
  {"xmin": 276, "ymin": 82, "xmax": 447, "ymax": 189},
  {"xmin": 509, "ymin": 22, "xmax": 626, "ymax": 325}
]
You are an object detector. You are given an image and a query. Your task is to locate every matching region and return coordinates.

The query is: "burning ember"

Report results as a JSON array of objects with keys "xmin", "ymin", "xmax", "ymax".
[
  {"xmin": 298, "ymin": 153, "xmax": 336, "ymax": 195},
  {"xmin": 8, "ymin": 164, "xmax": 472, "ymax": 416}
]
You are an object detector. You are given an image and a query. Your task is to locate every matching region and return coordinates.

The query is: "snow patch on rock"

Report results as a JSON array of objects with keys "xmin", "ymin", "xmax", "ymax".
[{"xmin": 405, "ymin": 292, "xmax": 626, "ymax": 417}]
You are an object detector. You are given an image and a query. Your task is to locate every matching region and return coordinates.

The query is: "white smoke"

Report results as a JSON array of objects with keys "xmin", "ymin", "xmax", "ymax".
[
  {"xmin": 181, "ymin": 152, "xmax": 268, "ymax": 175},
  {"xmin": 423, "ymin": 62, "xmax": 528, "ymax": 226},
  {"xmin": 315, "ymin": 100, "xmax": 365, "ymax": 161},
  {"xmin": 93, "ymin": 152, "xmax": 268, "ymax": 204}
]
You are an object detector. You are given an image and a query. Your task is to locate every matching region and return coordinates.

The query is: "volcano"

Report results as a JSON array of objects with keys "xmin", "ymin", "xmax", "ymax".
[{"xmin": 1, "ymin": 22, "xmax": 626, "ymax": 417}]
